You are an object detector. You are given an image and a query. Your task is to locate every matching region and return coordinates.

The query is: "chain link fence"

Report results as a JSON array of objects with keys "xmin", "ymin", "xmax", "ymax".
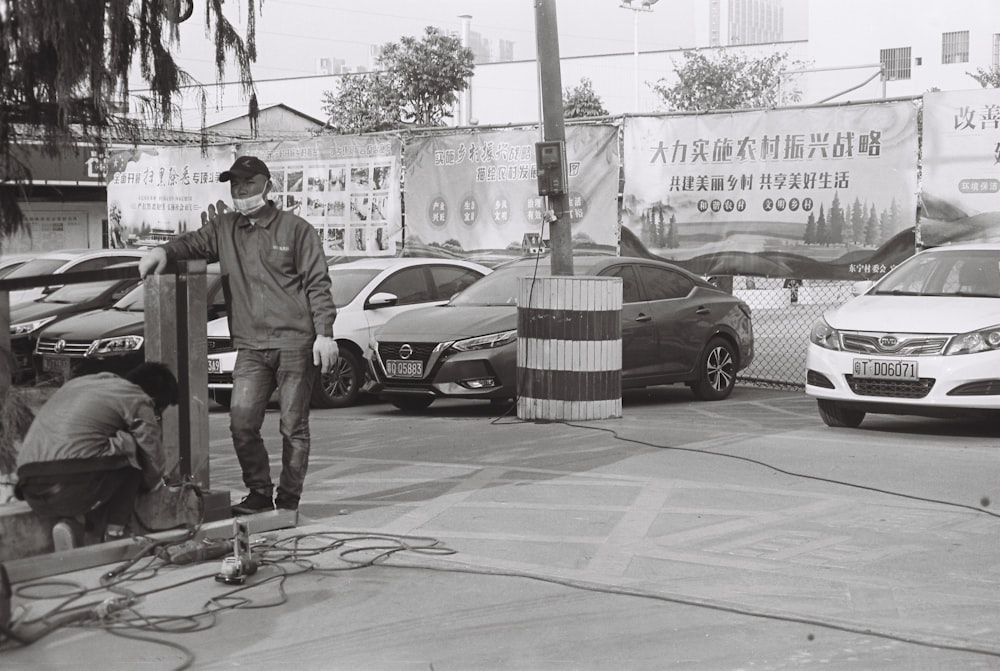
[{"xmin": 732, "ymin": 277, "xmax": 857, "ymax": 391}]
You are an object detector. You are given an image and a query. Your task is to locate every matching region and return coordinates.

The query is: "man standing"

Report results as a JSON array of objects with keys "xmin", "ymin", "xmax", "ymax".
[
  {"xmin": 138, "ymin": 155, "xmax": 338, "ymax": 515},
  {"xmin": 15, "ymin": 363, "xmax": 179, "ymax": 548}
]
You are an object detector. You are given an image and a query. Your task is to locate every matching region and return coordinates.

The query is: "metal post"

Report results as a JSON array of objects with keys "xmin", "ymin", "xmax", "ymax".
[
  {"xmin": 534, "ymin": 0, "xmax": 573, "ymax": 276},
  {"xmin": 633, "ymin": 9, "xmax": 640, "ymax": 111},
  {"xmin": 144, "ymin": 260, "xmax": 210, "ymax": 488},
  {"xmin": 0, "ymin": 289, "xmax": 9, "ymax": 395}
]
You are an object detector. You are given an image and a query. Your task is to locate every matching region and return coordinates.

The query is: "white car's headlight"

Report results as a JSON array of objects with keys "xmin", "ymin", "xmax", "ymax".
[
  {"xmin": 944, "ymin": 326, "xmax": 1000, "ymax": 355},
  {"xmin": 450, "ymin": 329, "xmax": 517, "ymax": 352},
  {"xmin": 10, "ymin": 316, "xmax": 57, "ymax": 336},
  {"xmin": 809, "ymin": 318, "xmax": 841, "ymax": 351},
  {"xmin": 87, "ymin": 335, "xmax": 144, "ymax": 356}
]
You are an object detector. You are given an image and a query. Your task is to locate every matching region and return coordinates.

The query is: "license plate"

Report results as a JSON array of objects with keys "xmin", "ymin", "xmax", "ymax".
[
  {"xmin": 386, "ymin": 359, "xmax": 423, "ymax": 378},
  {"xmin": 208, "ymin": 358, "xmax": 221, "ymax": 374},
  {"xmin": 852, "ymin": 358, "xmax": 918, "ymax": 380},
  {"xmin": 42, "ymin": 355, "xmax": 70, "ymax": 376}
]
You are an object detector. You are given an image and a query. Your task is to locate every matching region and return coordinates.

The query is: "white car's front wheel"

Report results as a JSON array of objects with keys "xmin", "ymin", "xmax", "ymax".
[{"xmin": 817, "ymin": 399, "xmax": 865, "ymax": 428}]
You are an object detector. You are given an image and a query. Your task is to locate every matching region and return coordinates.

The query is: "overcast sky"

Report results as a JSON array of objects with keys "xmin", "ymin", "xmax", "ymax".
[
  {"xmin": 158, "ymin": 0, "xmax": 806, "ymax": 125},
  {"xmin": 172, "ymin": 0, "xmax": 806, "ymax": 83}
]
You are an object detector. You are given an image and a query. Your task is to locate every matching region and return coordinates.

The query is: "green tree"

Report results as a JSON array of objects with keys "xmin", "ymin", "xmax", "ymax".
[
  {"xmin": 563, "ymin": 78, "xmax": 608, "ymax": 118},
  {"xmin": 968, "ymin": 65, "xmax": 1000, "ymax": 88},
  {"xmin": 652, "ymin": 49, "xmax": 802, "ymax": 112},
  {"xmin": 828, "ymin": 191, "xmax": 845, "ymax": 245},
  {"xmin": 323, "ymin": 26, "xmax": 474, "ymax": 132},
  {"xmin": 1, "ymin": 0, "xmax": 260, "ymax": 239},
  {"xmin": 850, "ymin": 197, "xmax": 865, "ymax": 245},
  {"xmin": 321, "ymin": 72, "xmax": 402, "ymax": 134},
  {"xmin": 804, "ymin": 211, "xmax": 817, "ymax": 244}
]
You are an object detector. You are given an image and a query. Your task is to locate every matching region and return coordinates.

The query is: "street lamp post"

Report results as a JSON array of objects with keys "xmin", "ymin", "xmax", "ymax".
[{"xmin": 619, "ymin": 0, "xmax": 659, "ymax": 112}]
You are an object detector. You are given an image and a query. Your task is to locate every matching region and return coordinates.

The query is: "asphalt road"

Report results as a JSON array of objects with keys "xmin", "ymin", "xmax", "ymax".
[{"xmin": 5, "ymin": 385, "xmax": 999, "ymax": 670}]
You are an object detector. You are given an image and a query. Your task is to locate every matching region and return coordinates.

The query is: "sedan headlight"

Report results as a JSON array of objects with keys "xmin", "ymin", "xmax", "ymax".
[
  {"xmin": 87, "ymin": 335, "xmax": 144, "ymax": 356},
  {"xmin": 944, "ymin": 325, "xmax": 1000, "ymax": 355},
  {"xmin": 809, "ymin": 318, "xmax": 841, "ymax": 351},
  {"xmin": 10, "ymin": 316, "xmax": 57, "ymax": 336},
  {"xmin": 450, "ymin": 329, "xmax": 517, "ymax": 352}
]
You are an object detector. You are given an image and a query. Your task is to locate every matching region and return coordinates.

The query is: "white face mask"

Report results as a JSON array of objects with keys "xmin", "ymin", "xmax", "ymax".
[{"xmin": 233, "ymin": 192, "xmax": 267, "ymax": 216}]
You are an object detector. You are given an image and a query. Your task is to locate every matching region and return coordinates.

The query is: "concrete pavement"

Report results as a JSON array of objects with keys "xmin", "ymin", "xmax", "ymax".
[{"xmin": 3, "ymin": 386, "xmax": 999, "ymax": 669}]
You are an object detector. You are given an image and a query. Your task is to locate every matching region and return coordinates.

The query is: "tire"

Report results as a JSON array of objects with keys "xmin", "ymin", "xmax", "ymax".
[
  {"xmin": 211, "ymin": 389, "xmax": 232, "ymax": 409},
  {"xmin": 388, "ymin": 395, "xmax": 435, "ymax": 412},
  {"xmin": 817, "ymin": 399, "xmax": 865, "ymax": 428},
  {"xmin": 311, "ymin": 349, "xmax": 363, "ymax": 409},
  {"xmin": 690, "ymin": 336, "xmax": 737, "ymax": 401}
]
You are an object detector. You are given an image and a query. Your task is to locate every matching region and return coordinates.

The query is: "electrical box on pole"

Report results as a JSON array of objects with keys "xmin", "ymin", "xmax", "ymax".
[{"xmin": 535, "ymin": 140, "xmax": 568, "ymax": 196}]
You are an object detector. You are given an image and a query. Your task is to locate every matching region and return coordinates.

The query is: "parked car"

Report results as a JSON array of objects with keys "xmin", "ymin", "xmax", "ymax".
[
  {"xmin": 2, "ymin": 248, "xmax": 146, "ymax": 306},
  {"xmin": 34, "ymin": 267, "xmax": 226, "ymax": 382},
  {"xmin": 807, "ymin": 243, "xmax": 1000, "ymax": 428},
  {"xmin": 0, "ymin": 253, "xmax": 37, "ymax": 280},
  {"xmin": 371, "ymin": 255, "xmax": 755, "ymax": 411},
  {"xmin": 8, "ymin": 265, "xmax": 142, "ymax": 381},
  {"xmin": 207, "ymin": 257, "xmax": 491, "ymax": 409}
]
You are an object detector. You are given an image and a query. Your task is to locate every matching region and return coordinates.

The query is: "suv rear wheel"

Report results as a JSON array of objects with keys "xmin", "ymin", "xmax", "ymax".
[{"xmin": 690, "ymin": 337, "xmax": 737, "ymax": 401}]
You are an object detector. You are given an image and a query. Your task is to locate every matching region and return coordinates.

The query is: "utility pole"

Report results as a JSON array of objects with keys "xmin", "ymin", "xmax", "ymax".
[{"xmin": 533, "ymin": 0, "xmax": 572, "ymax": 276}]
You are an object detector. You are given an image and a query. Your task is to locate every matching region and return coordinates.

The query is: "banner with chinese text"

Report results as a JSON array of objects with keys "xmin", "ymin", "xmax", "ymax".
[
  {"xmin": 922, "ymin": 89, "xmax": 1000, "ymax": 246},
  {"xmin": 622, "ymin": 102, "xmax": 919, "ymax": 279},
  {"xmin": 402, "ymin": 125, "xmax": 619, "ymax": 263},
  {"xmin": 106, "ymin": 135, "xmax": 403, "ymax": 256}
]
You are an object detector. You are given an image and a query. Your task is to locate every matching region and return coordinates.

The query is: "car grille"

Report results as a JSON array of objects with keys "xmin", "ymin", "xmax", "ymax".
[
  {"xmin": 207, "ymin": 338, "xmax": 234, "ymax": 354},
  {"xmin": 841, "ymin": 332, "xmax": 948, "ymax": 355},
  {"xmin": 845, "ymin": 374, "xmax": 934, "ymax": 398},
  {"xmin": 35, "ymin": 337, "xmax": 92, "ymax": 357},
  {"xmin": 377, "ymin": 341, "xmax": 439, "ymax": 364}
]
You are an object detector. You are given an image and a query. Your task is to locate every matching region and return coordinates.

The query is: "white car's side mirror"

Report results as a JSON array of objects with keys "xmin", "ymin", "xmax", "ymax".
[{"xmin": 366, "ymin": 292, "xmax": 399, "ymax": 309}]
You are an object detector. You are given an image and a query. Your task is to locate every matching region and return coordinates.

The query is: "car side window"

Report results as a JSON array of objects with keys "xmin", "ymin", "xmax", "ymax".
[
  {"xmin": 429, "ymin": 266, "xmax": 484, "ymax": 300},
  {"xmin": 375, "ymin": 268, "xmax": 432, "ymax": 306},
  {"xmin": 70, "ymin": 258, "xmax": 114, "ymax": 273},
  {"xmin": 602, "ymin": 265, "xmax": 642, "ymax": 304},
  {"xmin": 637, "ymin": 265, "xmax": 693, "ymax": 301}
]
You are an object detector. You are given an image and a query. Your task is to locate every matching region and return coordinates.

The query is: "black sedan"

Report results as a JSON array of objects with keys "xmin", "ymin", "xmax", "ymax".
[
  {"xmin": 33, "ymin": 271, "xmax": 226, "ymax": 382},
  {"xmin": 8, "ymin": 272, "xmax": 141, "ymax": 382},
  {"xmin": 371, "ymin": 256, "xmax": 755, "ymax": 410}
]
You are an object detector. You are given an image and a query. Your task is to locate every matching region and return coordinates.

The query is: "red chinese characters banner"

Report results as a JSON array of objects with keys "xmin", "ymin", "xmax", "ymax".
[
  {"xmin": 107, "ymin": 136, "xmax": 403, "ymax": 256},
  {"xmin": 402, "ymin": 125, "xmax": 619, "ymax": 263},
  {"xmin": 622, "ymin": 101, "xmax": 919, "ymax": 279},
  {"xmin": 922, "ymin": 89, "xmax": 1000, "ymax": 246}
]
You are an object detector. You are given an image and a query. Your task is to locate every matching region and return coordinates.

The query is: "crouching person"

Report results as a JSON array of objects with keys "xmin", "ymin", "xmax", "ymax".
[{"xmin": 14, "ymin": 363, "xmax": 179, "ymax": 550}]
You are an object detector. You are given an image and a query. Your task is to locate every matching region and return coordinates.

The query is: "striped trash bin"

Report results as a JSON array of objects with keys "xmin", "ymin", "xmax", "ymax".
[{"xmin": 516, "ymin": 275, "xmax": 622, "ymax": 421}]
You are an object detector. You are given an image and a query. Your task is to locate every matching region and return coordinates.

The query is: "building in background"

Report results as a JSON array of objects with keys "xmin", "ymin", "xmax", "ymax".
[{"xmin": 702, "ymin": 0, "xmax": 785, "ymax": 47}]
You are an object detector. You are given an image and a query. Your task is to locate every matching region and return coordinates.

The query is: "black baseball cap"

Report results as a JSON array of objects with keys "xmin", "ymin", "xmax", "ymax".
[{"xmin": 220, "ymin": 155, "xmax": 271, "ymax": 182}]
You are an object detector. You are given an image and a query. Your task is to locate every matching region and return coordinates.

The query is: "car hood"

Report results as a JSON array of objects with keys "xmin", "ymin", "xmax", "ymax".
[
  {"xmin": 9, "ymin": 300, "xmax": 79, "ymax": 323},
  {"xmin": 377, "ymin": 305, "xmax": 517, "ymax": 340},
  {"xmin": 826, "ymin": 296, "xmax": 1000, "ymax": 333},
  {"xmin": 38, "ymin": 308, "xmax": 145, "ymax": 340}
]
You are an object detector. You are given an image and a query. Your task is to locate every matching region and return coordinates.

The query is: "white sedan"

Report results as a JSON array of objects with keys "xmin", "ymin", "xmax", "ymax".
[
  {"xmin": 207, "ymin": 257, "xmax": 491, "ymax": 408},
  {"xmin": 806, "ymin": 243, "xmax": 1000, "ymax": 427}
]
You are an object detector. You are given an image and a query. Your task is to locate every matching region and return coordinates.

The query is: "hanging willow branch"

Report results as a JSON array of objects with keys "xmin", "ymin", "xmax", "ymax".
[{"xmin": 0, "ymin": 0, "xmax": 260, "ymax": 239}]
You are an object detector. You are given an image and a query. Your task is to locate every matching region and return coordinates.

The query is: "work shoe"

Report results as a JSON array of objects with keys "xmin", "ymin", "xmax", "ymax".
[
  {"xmin": 275, "ymin": 495, "xmax": 299, "ymax": 511},
  {"xmin": 52, "ymin": 519, "xmax": 80, "ymax": 552},
  {"xmin": 231, "ymin": 491, "xmax": 274, "ymax": 516}
]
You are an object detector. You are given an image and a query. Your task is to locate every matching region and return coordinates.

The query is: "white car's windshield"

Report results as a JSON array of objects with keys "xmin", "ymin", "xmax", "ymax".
[
  {"xmin": 872, "ymin": 250, "xmax": 1000, "ymax": 298},
  {"xmin": 329, "ymin": 268, "xmax": 381, "ymax": 307}
]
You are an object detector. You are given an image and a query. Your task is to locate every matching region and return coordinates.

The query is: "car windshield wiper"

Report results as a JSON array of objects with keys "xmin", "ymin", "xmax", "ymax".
[{"xmin": 870, "ymin": 289, "xmax": 921, "ymax": 296}]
